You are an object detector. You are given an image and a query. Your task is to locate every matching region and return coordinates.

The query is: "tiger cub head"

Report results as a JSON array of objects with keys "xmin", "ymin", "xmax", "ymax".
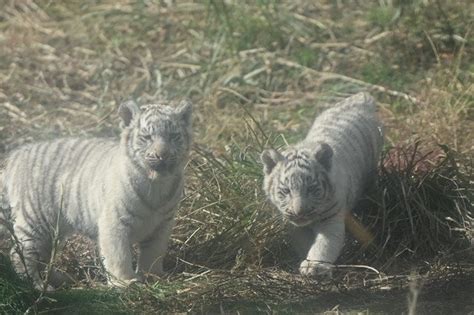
[
  {"xmin": 118, "ymin": 100, "xmax": 192, "ymax": 176},
  {"xmin": 261, "ymin": 143, "xmax": 337, "ymax": 226}
]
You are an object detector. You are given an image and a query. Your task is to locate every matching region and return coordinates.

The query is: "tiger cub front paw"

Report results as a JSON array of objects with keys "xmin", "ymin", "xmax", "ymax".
[
  {"xmin": 299, "ymin": 260, "xmax": 333, "ymax": 278},
  {"xmin": 108, "ymin": 275, "xmax": 144, "ymax": 288}
]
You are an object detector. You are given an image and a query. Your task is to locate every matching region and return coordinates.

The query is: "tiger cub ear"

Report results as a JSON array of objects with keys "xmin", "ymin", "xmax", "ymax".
[
  {"xmin": 118, "ymin": 100, "xmax": 141, "ymax": 128},
  {"xmin": 315, "ymin": 143, "xmax": 333, "ymax": 170},
  {"xmin": 261, "ymin": 149, "xmax": 284, "ymax": 174},
  {"xmin": 177, "ymin": 99, "xmax": 193, "ymax": 125}
]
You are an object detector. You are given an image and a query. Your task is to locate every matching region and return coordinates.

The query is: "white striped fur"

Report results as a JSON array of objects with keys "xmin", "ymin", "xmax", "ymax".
[
  {"xmin": 0, "ymin": 100, "xmax": 192, "ymax": 289},
  {"xmin": 261, "ymin": 93, "xmax": 383, "ymax": 276}
]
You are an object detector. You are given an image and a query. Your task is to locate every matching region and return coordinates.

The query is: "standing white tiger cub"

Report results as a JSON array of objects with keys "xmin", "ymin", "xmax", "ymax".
[
  {"xmin": 0, "ymin": 100, "xmax": 192, "ymax": 289},
  {"xmin": 261, "ymin": 93, "xmax": 383, "ymax": 276}
]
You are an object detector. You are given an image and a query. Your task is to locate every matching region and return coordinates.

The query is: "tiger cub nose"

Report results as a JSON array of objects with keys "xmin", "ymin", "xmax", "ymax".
[
  {"xmin": 146, "ymin": 150, "xmax": 169, "ymax": 162},
  {"xmin": 289, "ymin": 196, "xmax": 304, "ymax": 216}
]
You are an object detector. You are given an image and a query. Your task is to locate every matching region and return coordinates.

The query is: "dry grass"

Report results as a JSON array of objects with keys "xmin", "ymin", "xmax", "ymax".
[{"xmin": 0, "ymin": 0, "xmax": 473, "ymax": 313}]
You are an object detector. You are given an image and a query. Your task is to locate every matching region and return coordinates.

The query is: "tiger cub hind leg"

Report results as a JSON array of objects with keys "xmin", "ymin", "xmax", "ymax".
[{"xmin": 9, "ymin": 225, "xmax": 56, "ymax": 291}]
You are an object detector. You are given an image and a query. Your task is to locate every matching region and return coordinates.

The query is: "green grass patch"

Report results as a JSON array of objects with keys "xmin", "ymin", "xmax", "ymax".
[
  {"xmin": 0, "ymin": 255, "xmax": 134, "ymax": 314},
  {"xmin": 0, "ymin": 255, "xmax": 37, "ymax": 314},
  {"xmin": 360, "ymin": 62, "xmax": 412, "ymax": 90},
  {"xmin": 40, "ymin": 289, "xmax": 131, "ymax": 315},
  {"xmin": 367, "ymin": 5, "xmax": 399, "ymax": 28},
  {"xmin": 292, "ymin": 47, "xmax": 319, "ymax": 68},
  {"xmin": 207, "ymin": 1, "xmax": 288, "ymax": 52}
]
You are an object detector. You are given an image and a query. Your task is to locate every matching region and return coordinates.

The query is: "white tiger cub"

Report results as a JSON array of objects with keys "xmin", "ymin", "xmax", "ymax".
[
  {"xmin": 0, "ymin": 100, "xmax": 192, "ymax": 289},
  {"xmin": 261, "ymin": 93, "xmax": 383, "ymax": 276}
]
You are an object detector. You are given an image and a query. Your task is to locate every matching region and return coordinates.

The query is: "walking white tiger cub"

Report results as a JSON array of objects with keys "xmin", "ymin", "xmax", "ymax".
[
  {"xmin": 261, "ymin": 92, "xmax": 383, "ymax": 276},
  {"xmin": 0, "ymin": 100, "xmax": 192, "ymax": 289}
]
